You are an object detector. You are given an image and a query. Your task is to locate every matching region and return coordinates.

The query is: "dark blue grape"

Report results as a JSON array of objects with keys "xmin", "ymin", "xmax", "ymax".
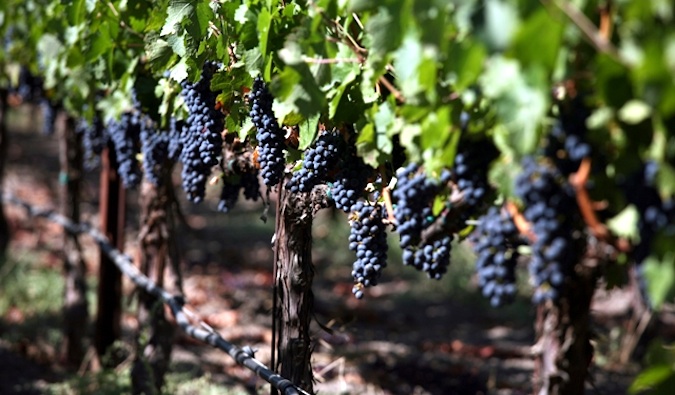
[
  {"xmin": 178, "ymin": 62, "xmax": 225, "ymax": 203},
  {"xmin": 515, "ymin": 157, "xmax": 584, "ymax": 303},
  {"xmin": 40, "ymin": 98, "xmax": 59, "ymax": 136},
  {"xmin": 286, "ymin": 132, "xmax": 341, "ymax": 193},
  {"xmin": 107, "ymin": 112, "xmax": 141, "ymax": 188},
  {"xmin": 471, "ymin": 206, "xmax": 522, "ymax": 307},
  {"xmin": 139, "ymin": 116, "xmax": 171, "ymax": 186},
  {"xmin": 249, "ymin": 77, "xmax": 286, "ymax": 187},
  {"xmin": 76, "ymin": 115, "xmax": 108, "ymax": 170},
  {"xmin": 348, "ymin": 202, "xmax": 388, "ymax": 298},
  {"xmin": 330, "ymin": 146, "xmax": 371, "ymax": 212}
]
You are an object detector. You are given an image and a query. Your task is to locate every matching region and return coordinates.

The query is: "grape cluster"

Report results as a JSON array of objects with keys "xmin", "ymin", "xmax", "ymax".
[
  {"xmin": 107, "ymin": 112, "xmax": 142, "ymax": 188},
  {"xmin": 330, "ymin": 147, "xmax": 371, "ymax": 212},
  {"xmin": 167, "ymin": 117, "xmax": 184, "ymax": 162},
  {"xmin": 402, "ymin": 235, "xmax": 453, "ymax": 280},
  {"xmin": 623, "ymin": 161, "xmax": 675, "ymax": 264},
  {"xmin": 392, "ymin": 163, "xmax": 437, "ymax": 249},
  {"xmin": 286, "ymin": 132, "xmax": 341, "ymax": 193},
  {"xmin": 391, "ymin": 164, "xmax": 455, "ymax": 279},
  {"xmin": 76, "ymin": 116, "xmax": 108, "ymax": 170},
  {"xmin": 179, "ymin": 62, "xmax": 224, "ymax": 203},
  {"xmin": 538, "ymin": 96, "xmax": 593, "ymax": 178},
  {"xmin": 139, "ymin": 116, "xmax": 171, "ymax": 186},
  {"xmin": 12, "ymin": 66, "xmax": 43, "ymax": 102},
  {"xmin": 452, "ymin": 142, "xmax": 495, "ymax": 212},
  {"xmin": 515, "ymin": 156, "xmax": 583, "ymax": 303},
  {"xmin": 471, "ymin": 207, "xmax": 522, "ymax": 307},
  {"xmin": 348, "ymin": 202, "xmax": 388, "ymax": 299},
  {"xmin": 217, "ymin": 172, "xmax": 261, "ymax": 213},
  {"xmin": 40, "ymin": 98, "xmax": 58, "ymax": 136},
  {"xmin": 249, "ymin": 77, "xmax": 286, "ymax": 187}
]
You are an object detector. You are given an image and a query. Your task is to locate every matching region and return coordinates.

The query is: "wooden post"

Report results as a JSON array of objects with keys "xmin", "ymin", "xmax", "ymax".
[
  {"xmin": 57, "ymin": 112, "xmax": 89, "ymax": 366},
  {"xmin": 94, "ymin": 146, "xmax": 125, "ymax": 363}
]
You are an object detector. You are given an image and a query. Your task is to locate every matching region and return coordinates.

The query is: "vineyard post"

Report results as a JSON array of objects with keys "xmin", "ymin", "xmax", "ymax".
[
  {"xmin": 94, "ymin": 146, "xmax": 125, "ymax": 363},
  {"xmin": 56, "ymin": 112, "xmax": 89, "ymax": 366},
  {"xmin": 273, "ymin": 186, "xmax": 329, "ymax": 394},
  {"xmin": 131, "ymin": 173, "xmax": 177, "ymax": 394},
  {"xmin": 0, "ymin": 90, "xmax": 8, "ymax": 261}
]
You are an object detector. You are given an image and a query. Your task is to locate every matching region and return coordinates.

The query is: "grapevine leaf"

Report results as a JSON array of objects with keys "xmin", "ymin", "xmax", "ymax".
[
  {"xmin": 162, "ymin": 0, "xmax": 194, "ymax": 36},
  {"xmin": 146, "ymin": 37, "xmax": 175, "ymax": 72},
  {"xmin": 606, "ymin": 205, "xmax": 639, "ymax": 242},
  {"xmin": 642, "ymin": 253, "xmax": 675, "ymax": 310},
  {"xmin": 298, "ymin": 113, "xmax": 320, "ymax": 151},
  {"xmin": 257, "ymin": 8, "xmax": 272, "ymax": 59},
  {"xmin": 510, "ymin": 7, "xmax": 564, "ymax": 71},
  {"xmin": 629, "ymin": 364, "xmax": 675, "ymax": 395},
  {"xmin": 618, "ymin": 100, "xmax": 652, "ymax": 125}
]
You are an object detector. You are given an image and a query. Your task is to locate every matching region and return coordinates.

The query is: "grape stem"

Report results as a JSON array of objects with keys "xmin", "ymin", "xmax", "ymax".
[
  {"xmin": 569, "ymin": 157, "xmax": 609, "ymax": 240},
  {"xmin": 505, "ymin": 201, "xmax": 536, "ymax": 242}
]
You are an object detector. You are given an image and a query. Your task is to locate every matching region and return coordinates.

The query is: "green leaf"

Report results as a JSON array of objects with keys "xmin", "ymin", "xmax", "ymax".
[
  {"xmin": 642, "ymin": 253, "xmax": 675, "ymax": 310},
  {"xmin": 618, "ymin": 100, "xmax": 653, "ymax": 124},
  {"xmin": 484, "ymin": 0, "xmax": 518, "ymax": 51},
  {"xmin": 162, "ymin": 0, "xmax": 195, "ymax": 36},
  {"xmin": 480, "ymin": 56, "xmax": 547, "ymax": 156},
  {"xmin": 510, "ymin": 7, "xmax": 564, "ymax": 71},
  {"xmin": 629, "ymin": 364, "xmax": 675, "ymax": 394},
  {"xmin": 257, "ymin": 8, "xmax": 272, "ymax": 59},
  {"xmin": 299, "ymin": 113, "xmax": 320, "ymax": 150},
  {"xmin": 607, "ymin": 205, "xmax": 639, "ymax": 242}
]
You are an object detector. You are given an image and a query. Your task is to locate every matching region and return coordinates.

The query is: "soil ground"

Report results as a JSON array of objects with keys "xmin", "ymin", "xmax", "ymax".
[{"xmin": 0, "ymin": 105, "xmax": 651, "ymax": 394}]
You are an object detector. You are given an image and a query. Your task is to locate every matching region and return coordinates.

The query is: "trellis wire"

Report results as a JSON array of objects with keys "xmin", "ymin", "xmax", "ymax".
[{"xmin": 2, "ymin": 193, "xmax": 309, "ymax": 395}]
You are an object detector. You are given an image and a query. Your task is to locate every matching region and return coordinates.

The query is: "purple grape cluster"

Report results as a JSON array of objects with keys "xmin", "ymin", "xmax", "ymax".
[
  {"xmin": 179, "ymin": 62, "xmax": 224, "ymax": 203},
  {"xmin": 40, "ymin": 98, "xmax": 59, "ymax": 136},
  {"xmin": 471, "ymin": 207, "xmax": 522, "ymax": 307},
  {"xmin": 286, "ymin": 132, "xmax": 341, "ymax": 193},
  {"xmin": 515, "ymin": 156, "xmax": 583, "ymax": 303},
  {"xmin": 402, "ymin": 235, "xmax": 453, "ymax": 280},
  {"xmin": 249, "ymin": 77, "xmax": 286, "ymax": 187},
  {"xmin": 107, "ymin": 112, "xmax": 142, "ymax": 188},
  {"xmin": 76, "ymin": 115, "xmax": 108, "ymax": 170},
  {"xmin": 217, "ymin": 172, "xmax": 260, "ymax": 213},
  {"xmin": 348, "ymin": 201, "xmax": 388, "ymax": 299},
  {"xmin": 139, "ymin": 116, "xmax": 171, "ymax": 186},
  {"xmin": 392, "ymin": 163, "xmax": 437, "ymax": 249},
  {"xmin": 330, "ymin": 146, "xmax": 371, "ymax": 212}
]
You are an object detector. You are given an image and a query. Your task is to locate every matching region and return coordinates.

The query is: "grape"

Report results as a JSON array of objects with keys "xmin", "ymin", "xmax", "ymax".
[
  {"xmin": 139, "ymin": 116, "xmax": 171, "ymax": 186},
  {"xmin": 471, "ymin": 207, "xmax": 522, "ymax": 307},
  {"xmin": 286, "ymin": 132, "xmax": 341, "ymax": 193},
  {"xmin": 515, "ymin": 156, "xmax": 584, "ymax": 303},
  {"xmin": 403, "ymin": 235, "xmax": 453, "ymax": 280},
  {"xmin": 544, "ymin": 97, "xmax": 592, "ymax": 175},
  {"xmin": 12, "ymin": 66, "xmax": 43, "ymax": 102},
  {"xmin": 179, "ymin": 62, "xmax": 225, "ymax": 203},
  {"xmin": 107, "ymin": 112, "xmax": 142, "ymax": 188},
  {"xmin": 217, "ymin": 171, "xmax": 260, "ymax": 213},
  {"xmin": 249, "ymin": 77, "xmax": 286, "ymax": 187},
  {"xmin": 622, "ymin": 161, "xmax": 675, "ymax": 264},
  {"xmin": 40, "ymin": 98, "xmax": 59, "ymax": 136},
  {"xmin": 451, "ymin": 141, "xmax": 496, "ymax": 214},
  {"xmin": 330, "ymin": 146, "xmax": 371, "ymax": 212},
  {"xmin": 392, "ymin": 163, "xmax": 437, "ymax": 249},
  {"xmin": 348, "ymin": 202, "xmax": 388, "ymax": 298},
  {"xmin": 167, "ymin": 117, "xmax": 184, "ymax": 162},
  {"xmin": 76, "ymin": 115, "xmax": 108, "ymax": 170}
]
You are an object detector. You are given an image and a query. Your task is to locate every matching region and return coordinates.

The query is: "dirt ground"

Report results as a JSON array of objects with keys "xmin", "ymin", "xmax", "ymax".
[{"xmin": 0, "ymin": 105, "xmax": 650, "ymax": 394}]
